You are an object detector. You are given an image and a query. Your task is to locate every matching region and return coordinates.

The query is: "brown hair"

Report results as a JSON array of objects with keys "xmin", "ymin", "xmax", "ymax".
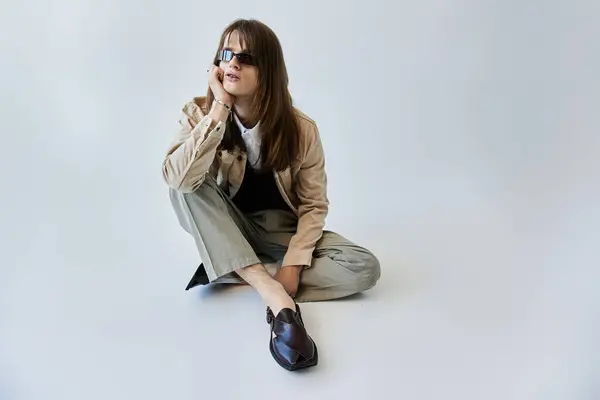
[{"xmin": 204, "ymin": 19, "xmax": 300, "ymax": 172}]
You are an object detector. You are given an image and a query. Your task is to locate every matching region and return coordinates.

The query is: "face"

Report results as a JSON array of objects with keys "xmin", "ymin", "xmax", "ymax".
[{"xmin": 219, "ymin": 31, "xmax": 258, "ymax": 99}]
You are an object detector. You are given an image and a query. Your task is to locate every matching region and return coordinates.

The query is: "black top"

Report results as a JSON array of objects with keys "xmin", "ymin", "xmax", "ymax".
[{"xmin": 232, "ymin": 161, "xmax": 292, "ymax": 214}]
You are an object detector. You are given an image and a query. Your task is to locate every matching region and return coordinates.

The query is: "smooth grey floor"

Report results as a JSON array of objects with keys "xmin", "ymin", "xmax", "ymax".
[{"xmin": 2, "ymin": 1, "xmax": 599, "ymax": 399}]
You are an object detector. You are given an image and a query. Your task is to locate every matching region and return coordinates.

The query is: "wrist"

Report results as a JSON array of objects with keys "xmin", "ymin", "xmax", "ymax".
[
  {"xmin": 283, "ymin": 265, "xmax": 304, "ymax": 272},
  {"xmin": 208, "ymin": 100, "xmax": 231, "ymax": 123},
  {"xmin": 214, "ymin": 98, "xmax": 233, "ymax": 111}
]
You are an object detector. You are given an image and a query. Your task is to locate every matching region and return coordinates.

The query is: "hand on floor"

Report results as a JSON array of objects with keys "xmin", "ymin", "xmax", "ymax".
[{"xmin": 274, "ymin": 265, "xmax": 303, "ymax": 297}]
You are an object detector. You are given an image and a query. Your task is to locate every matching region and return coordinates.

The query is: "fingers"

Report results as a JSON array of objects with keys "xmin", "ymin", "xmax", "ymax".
[
  {"xmin": 207, "ymin": 65, "xmax": 224, "ymax": 82},
  {"xmin": 215, "ymin": 67, "xmax": 224, "ymax": 81}
]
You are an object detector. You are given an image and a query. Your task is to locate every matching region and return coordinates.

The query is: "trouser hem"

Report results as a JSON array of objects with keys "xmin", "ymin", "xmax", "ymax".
[{"xmin": 205, "ymin": 256, "xmax": 262, "ymax": 282}]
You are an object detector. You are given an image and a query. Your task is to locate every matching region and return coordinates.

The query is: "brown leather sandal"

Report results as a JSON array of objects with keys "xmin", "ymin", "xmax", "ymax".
[{"xmin": 266, "ymin": 304, "xmax": 318, "ymax": 371}]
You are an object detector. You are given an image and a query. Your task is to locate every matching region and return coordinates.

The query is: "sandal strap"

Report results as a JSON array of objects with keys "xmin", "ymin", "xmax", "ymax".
[{"xmin": 266, "ymin": 306, "xmax": 315, "ymax": 360}]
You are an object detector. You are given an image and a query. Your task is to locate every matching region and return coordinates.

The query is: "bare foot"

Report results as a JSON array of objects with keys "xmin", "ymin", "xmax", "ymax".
[{"xmin": 273, "ymin": 265, "xmax": 303, "ymax": 297}]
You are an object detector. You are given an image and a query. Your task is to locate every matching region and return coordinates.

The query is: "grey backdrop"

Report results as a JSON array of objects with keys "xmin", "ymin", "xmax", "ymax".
[{"xmin": 1, "ymin": 0, "xmax": 599, "ymax": 399}]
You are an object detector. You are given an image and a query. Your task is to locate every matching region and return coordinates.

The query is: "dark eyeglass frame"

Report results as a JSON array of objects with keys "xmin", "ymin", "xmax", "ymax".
[{"xmin": 216, "ymin": 49, "xmax": 255, "ymax": 66}]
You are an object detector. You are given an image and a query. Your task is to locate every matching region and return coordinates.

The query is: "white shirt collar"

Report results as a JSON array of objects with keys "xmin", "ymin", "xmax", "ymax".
[
  {"xmin": 233, "ymin": 112, "xmax": 262, "ymax": 168},
  {"xmin": 233, "ymin": 112, "xmax": 261, "ymax": 143}
]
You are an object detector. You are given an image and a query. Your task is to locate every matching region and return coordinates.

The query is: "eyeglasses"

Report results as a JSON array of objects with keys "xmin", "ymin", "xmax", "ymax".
[{"xmin": 216, "ymin": 50, "xmax": 255, "ymax": 66}]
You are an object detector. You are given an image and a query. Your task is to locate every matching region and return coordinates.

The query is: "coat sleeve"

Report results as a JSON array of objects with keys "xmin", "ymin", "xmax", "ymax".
[
  {"xmin": 282, "ymin": 122, "xmax": 329, "ymax": 267},
  {"xmin": 162, "ymin": 102, "xmax": 226, "ymax": 192}
]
